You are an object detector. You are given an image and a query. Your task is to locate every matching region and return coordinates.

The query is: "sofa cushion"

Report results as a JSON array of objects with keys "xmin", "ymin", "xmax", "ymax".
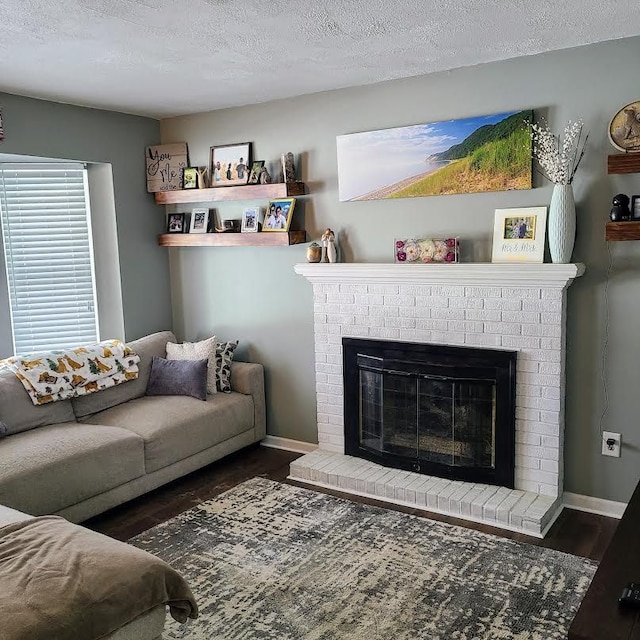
[
  {"xmin": 0, "ymin": 366, "xmax": 76, "ymax": 436},
  {"xmin": 79, "ymin": 392, "xmax": 254, "ymax": 473},
  {"xmin": 0, "ymin": 422, "xmax": 145, "ymax": 515},
  {"xmin": 216, "ymin": 340, "xmax": 238, "ymax": 393},
  {"xmin": 146, "ymin": 357, "xmax": 208, "ymax": 401},
  {"xmin": 72, "ymin": 331, "xmax": 176, "ymax": 419},
  {"xmin": 166, "ymin": 336, "xmax": 217, "ymax": 394}
]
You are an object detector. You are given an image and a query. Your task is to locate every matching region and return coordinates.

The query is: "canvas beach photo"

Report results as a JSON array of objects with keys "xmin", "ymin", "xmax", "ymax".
[{"xmin": 337, "ymin": 110, "xmax": 532, "ymax": 201}]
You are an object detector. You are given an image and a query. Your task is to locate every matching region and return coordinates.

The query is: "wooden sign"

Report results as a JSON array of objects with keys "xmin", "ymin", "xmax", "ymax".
[{"xmin": 145, "ymin": 142, "xmax": 188, "ymax": 192}]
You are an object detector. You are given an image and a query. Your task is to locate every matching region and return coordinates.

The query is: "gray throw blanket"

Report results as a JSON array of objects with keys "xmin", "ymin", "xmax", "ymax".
[{"xmin": 0, "ymin": 516, "xmax": 198, "ymax": 640}]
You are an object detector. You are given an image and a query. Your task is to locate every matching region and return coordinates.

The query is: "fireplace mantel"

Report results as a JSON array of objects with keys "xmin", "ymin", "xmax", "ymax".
[{"xmin": 294, "ymin": 262, "xmax": 585, "ymax": 288}]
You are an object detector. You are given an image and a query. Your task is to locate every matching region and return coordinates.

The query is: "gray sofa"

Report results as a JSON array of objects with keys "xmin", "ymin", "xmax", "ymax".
[{"xmin": 0, "ymin": 330, "xmax": 266, "ymax": 523}]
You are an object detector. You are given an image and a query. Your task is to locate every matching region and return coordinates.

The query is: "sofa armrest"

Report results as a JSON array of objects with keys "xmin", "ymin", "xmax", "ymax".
[{"xmin": 230, "ymin": 362, "xmax": 266, "ymax": 440}]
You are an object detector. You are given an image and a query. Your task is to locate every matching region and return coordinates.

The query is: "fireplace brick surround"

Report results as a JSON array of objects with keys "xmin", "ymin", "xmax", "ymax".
[{"xmin": 291, "ymin": 263, "xmax": 584, "ymax": 536}]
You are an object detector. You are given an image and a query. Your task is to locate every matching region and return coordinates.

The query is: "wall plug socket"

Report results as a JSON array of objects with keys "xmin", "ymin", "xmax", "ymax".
[{"xmin": 602, "ymin": 431, "xmax": 621, "ymax": 458}]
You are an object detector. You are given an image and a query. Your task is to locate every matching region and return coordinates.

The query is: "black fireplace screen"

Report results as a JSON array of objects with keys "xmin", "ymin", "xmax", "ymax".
[{"xmin": 344, "ymin": 339, "xmax": 516, "ymax": 487}]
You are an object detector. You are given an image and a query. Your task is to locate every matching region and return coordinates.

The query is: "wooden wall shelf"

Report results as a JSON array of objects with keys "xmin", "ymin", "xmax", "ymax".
[
  {"xmin": 158, "ymin": 231, "xmax": 306, "ymax": 247},
  {"xmin": 608, "ymin": 154, "xmax": 640, "ymax": 174},
  {"xmin": 605, "ymin": 221, "xmax": 640, "ymax": 241},
  {"xmin": 154, "ymin": 181, "xmax": 306, "ymax": 205}
]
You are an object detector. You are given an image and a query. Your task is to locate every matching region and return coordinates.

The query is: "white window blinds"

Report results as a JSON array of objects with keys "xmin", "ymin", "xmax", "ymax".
[{"xmin": 0, "ymin": 163, "xmax": 99, "ymax": 355}]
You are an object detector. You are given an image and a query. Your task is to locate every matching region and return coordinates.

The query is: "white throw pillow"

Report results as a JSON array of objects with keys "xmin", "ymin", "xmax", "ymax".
[{"xmin": 166, "ymin": 336, "xmax": 217, "ymax": 395}]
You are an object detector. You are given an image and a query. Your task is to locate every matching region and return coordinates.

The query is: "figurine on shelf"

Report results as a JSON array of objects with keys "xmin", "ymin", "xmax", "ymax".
[
  {"xmin": 610, "ymin": 193, "xmax": 631, "ymax": 221},
  {"xmin": 258, "ymin": 166, "xmax": 271, "ymax": 184},
  {"xmin": 321, "ymin": 228, "xmax": 337, "ymax": 263},
  {"xmin": 196, "ymin": 167, "xmax": 208, "ymax": 189},
  {"xmin": 281, "ymin": 152, "xmax": 296, "ymax": 183}
]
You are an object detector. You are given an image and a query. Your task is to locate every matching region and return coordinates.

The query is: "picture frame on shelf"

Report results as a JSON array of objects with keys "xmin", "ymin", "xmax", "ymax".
[
  {"xmin": 182, "ymin": 167, "xmax": 198, "ymax": 189},
  {"xmin": 632, "ymin": 195, "xmax": 640, "ymax": 220},
  {"xmin": 247, "ymin": 160, "xmax": 265, "ymax": 185},
  {"xmin": 263, "ymin": 198, "xmax": 295, "ymax": 232},
  {"xmin": 491, "ymin": 206, "xmax": 547, "ymax": 263},
  {"xmin": 241, "ymin": 207, "xmax": 261, "ymax": 233},
  {"xmin": 167, "ymin": 213, "xmax": 186, "ymax": 234},
  {"xmin": 189, "ymin": 208, "xmax": 209, "ymax": 234},
  {"xmin": 210, "ymin": 142, "xmax": 252, "ymax": 187}
]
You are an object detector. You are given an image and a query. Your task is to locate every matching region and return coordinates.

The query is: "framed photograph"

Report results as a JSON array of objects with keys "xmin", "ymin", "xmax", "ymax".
[
  {"xmin": 247, "ymin": 160, "xmax": 265, "ymax": 185},
  {"xmin": 210, "ymin": 142, "xmax": 251, "ymax": 186},
  {"xmin": 263, "ymin": 198, "xmax": 295, "ymax": 232},
  {"xmin": 182, "ymin": 167, "xmax": 198, "ymax": 189},
  {"xmin": 491, "ymin": 207, "xmax": 547, "ymax": 263},
  {"xmin": 241, "ymin": 207, "xmax": 261, "ymax": 233},
  {"xmin": 632, "ymin": 195, "xmax": 640, "ymax": 220},
  {"xmin": 167, "ymin": 213, "xmax": 186, "ymax": 234},
  {"xmin": 189, "ymin": 208, "xmax": 209, "ymax": 234}
]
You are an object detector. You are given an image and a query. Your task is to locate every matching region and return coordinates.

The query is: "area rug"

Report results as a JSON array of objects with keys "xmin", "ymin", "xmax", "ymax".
[{"xmin": 131, "ymin": 478, "xmax": 596, "ymax": 639}]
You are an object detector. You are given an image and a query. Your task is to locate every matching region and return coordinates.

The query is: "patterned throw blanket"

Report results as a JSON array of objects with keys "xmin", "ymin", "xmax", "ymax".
[{"xmin": 0, "ymin": 339, "xmax": 140, "ymax": 405}]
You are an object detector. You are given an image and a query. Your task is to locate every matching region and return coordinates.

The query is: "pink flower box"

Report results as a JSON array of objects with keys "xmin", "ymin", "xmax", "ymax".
[{"xmin": 394, "ymin": 238, "xmax": 459, "ymax": 263}]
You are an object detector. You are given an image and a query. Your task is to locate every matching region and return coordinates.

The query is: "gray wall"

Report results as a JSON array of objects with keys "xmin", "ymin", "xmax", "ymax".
[
  {"xmin": 161, "ymin": 36, "xmax": 640, "ymax": 503},
  {"xmin": 0, "ymin": 93, "xmax": 171, "ymax": 342}
]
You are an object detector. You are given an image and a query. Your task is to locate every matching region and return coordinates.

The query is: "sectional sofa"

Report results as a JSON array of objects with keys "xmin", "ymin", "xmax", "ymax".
[{"xmin": 0, "ymin": 331, "xmax": 266, "ymax": 523}]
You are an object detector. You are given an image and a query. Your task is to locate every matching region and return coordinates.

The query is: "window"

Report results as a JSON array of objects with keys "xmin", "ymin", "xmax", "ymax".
[{"xmin": 0, "ymin": 163, "xmax": 99, "ymax": 355}]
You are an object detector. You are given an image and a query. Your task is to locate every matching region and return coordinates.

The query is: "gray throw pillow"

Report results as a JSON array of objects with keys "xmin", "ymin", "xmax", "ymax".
[
  {"xmin": 166, "ymin": 336, "xmax": 217, "ymax": 395},
  {"xmin": 145, "ymin": 356, "xmax": 208, "ymax": 401},
  {"xmin": 0, "ymin": 421, "xmax": 8, "ymax": 438}
]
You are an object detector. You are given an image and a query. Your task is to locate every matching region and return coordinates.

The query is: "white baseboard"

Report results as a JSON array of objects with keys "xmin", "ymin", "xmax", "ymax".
[
  {"xmin": 563, "ymin": 492, "xmax": 627, "ymax": 519},
  {"xmin": 260, "ymin": 436, "xmax": 318, "ymax": 454}
]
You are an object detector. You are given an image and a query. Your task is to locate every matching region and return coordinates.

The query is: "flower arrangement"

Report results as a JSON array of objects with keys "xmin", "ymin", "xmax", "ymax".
[
  {"xmin": 529, "ymin": 118, "xmax": 588, "ymax": 185},
  {"xmin": 395, "ymin": 238, "xmax": 458, "ymax": 263}
]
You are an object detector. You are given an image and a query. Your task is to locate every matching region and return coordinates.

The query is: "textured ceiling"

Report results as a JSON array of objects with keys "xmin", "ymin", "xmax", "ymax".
[{"xmin": 1, "ymin": 0, "xmax": 639, "ymax": 118}]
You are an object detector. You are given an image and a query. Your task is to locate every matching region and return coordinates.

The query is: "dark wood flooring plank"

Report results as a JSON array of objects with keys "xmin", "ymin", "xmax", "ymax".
[
  {"xmin": 86, "ymin": 445, "xmax": 619, "ymax": 563},
  {"xmin": 569, "ymin": 481, "xmax": 640, "ymax": 640}
]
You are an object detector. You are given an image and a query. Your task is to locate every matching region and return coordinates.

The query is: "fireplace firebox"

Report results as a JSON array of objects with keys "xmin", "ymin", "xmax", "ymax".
[{"xmin": 343, "ymin": 338, "xmax": 517, "ymax": 487}]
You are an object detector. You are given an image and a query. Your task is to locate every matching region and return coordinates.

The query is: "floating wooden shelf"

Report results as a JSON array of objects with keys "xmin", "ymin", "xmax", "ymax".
[
  {"xmin": 605, "ymin": 221, "xmax": 640, "ymax": 241},
  {"xmin": 607, "ymin": 154, "xmax": 640, "ymax": 174},
  {"xmin": 158, "ymin": 231, "xmax": 306, "ymax": 247},
  {"xmin": 154, "ymin": 181, "xmax": 306, "ymax": 204}
]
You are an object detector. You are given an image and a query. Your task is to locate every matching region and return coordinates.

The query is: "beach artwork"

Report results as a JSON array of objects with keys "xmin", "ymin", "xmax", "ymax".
[{"xmin": 336, "ymin": 110, "xmax": 532, "ymax": 201}]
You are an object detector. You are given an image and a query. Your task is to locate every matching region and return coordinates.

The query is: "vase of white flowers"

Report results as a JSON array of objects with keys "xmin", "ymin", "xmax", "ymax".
[{"xmin": 529, "ymin": 119, "xmax": 588, "ymax": 264}]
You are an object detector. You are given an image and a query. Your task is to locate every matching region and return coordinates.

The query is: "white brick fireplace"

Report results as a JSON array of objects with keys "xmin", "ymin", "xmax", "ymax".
[{"xmin": 291, "ymin": 263, "xmax": 584, "ymax": 537}]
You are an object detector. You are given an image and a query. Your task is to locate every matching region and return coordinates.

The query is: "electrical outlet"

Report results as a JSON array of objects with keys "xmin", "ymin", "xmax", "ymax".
[{"xmin": 602, "ymin": 431, "xmax": 621, "ymax": 458}]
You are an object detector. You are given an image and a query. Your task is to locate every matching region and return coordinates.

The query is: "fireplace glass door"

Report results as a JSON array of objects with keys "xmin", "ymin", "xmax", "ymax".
[
  {"xmin": 345, "ymin": 340, "xmax": 516, "ymax": 487},
  {"xmin": 360, "ymin": 361, "xmax": 496, "ymax": 470}
]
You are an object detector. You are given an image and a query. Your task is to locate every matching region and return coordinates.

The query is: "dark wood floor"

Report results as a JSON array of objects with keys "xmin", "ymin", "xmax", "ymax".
[{"xmin": 86, "ymin": 444, "xmax": 618, "ymax": 561}]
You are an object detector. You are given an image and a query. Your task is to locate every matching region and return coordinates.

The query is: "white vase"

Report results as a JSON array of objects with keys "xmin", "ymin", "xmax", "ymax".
[{"xmin": 548, "ymin": 184, "xmax": 576, "ymax": 264}]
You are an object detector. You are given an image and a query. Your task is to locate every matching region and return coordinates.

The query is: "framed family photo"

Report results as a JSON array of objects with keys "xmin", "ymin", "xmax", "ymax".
[
  {"xmin": 182, "ymin": 167, "xmax": 198, "ymax": 189},
  {"xmin": 210, "ymin": 142, "xmax": 252, "ymax": 187},
  {"xmin": 241, "ymin": 207, "xmax": 261, "ymax": 233},
  {"xmin": 491, "ymin": 207, "xmax": 547, "ymax": 263},
  {"xmin": 167, "ymin": 213, "xmax": 186, "ymax": 234},
  {"xmin": 263, "ymin": 198, "xmax": 295, "ymax": 232},
  {"xmin": 247, "ymin": 160, "xmax": 265, "ymax": 185},
  {"xmin": 189, "ymin": 208, "xmax": 209, "ymax": 233}
]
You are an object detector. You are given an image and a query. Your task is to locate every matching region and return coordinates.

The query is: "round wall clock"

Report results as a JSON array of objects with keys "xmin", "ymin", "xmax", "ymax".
[{"xmin": 609, "ymin": 100, "xmax": 640, "ymax": 153}]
